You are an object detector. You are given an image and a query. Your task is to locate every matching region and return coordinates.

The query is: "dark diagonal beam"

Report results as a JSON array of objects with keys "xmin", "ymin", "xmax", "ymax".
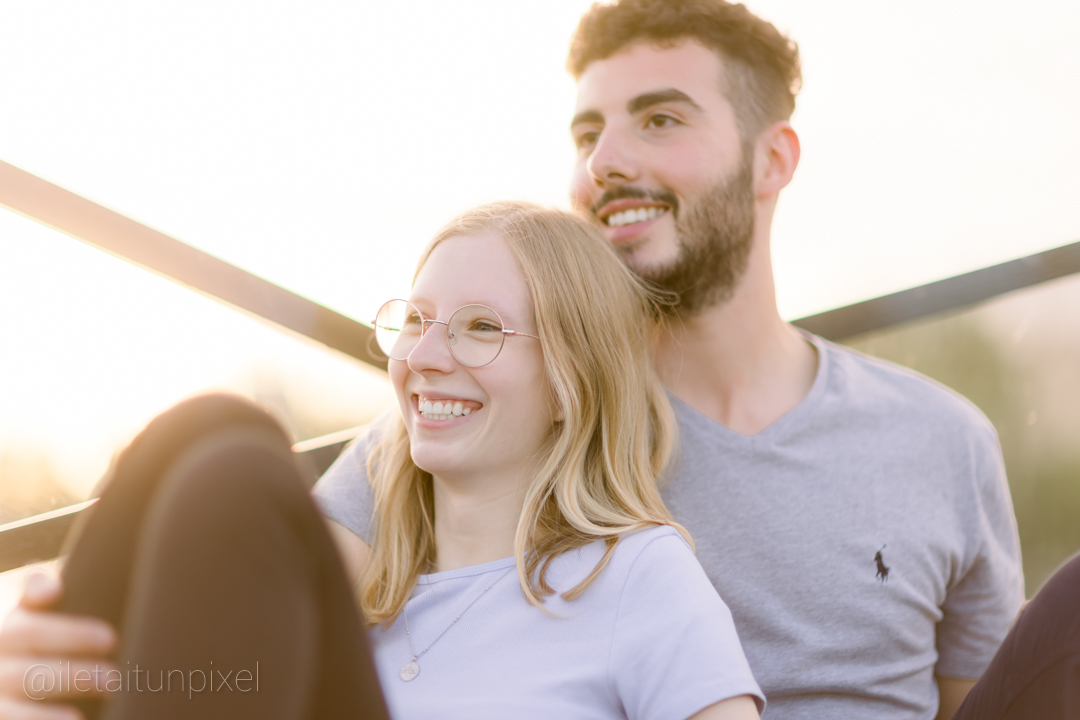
[{"xmin": 793, "ymin": 240, "xmax": 1080, "ymax": 341}]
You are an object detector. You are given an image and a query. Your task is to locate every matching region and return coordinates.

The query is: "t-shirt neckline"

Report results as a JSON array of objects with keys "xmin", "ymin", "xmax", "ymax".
[
  {"xmin": 669, "ymin": 331, "xmax": 830, "ymax": 443},
  {"xmin": 417, "ymin": 555, "xmax": 517, "ymax": 584}
]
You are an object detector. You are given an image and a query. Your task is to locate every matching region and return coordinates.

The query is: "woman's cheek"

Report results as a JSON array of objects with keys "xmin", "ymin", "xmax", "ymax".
[{"xmin": 389, "ymin": 360, "xmax": 412, "ymax": 421}]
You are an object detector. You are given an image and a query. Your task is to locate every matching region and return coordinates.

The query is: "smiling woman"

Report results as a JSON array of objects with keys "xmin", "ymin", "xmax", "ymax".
[{"xmin": 341, "ymin": 201, "xmax": 764, "ymax": 719}]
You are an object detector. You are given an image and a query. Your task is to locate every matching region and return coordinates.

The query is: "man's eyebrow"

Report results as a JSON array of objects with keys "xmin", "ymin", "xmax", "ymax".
[
  {"xmin": 570, "ymin": 109, "xmax": 604, "ymax": 129},
  {"xmin": 627, "ymin": 89, "xmax": 702, "ymax": 115}
]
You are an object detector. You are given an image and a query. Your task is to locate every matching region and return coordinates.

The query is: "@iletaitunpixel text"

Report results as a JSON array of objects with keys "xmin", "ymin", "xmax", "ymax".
[{"xmin": 24, "ymin": 662, "xmax": 259, "ymax": 700}]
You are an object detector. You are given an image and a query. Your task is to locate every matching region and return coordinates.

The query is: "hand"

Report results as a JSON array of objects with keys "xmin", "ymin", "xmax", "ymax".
[{"xmin": 0, "ymin": 573, "xmax": 117, "ymax": 720}]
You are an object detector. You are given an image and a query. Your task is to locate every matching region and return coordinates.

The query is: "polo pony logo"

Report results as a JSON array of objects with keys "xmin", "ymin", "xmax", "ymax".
[{"xmin": 874, "ymin": 545, "xmax": 890, "ymax": 582}]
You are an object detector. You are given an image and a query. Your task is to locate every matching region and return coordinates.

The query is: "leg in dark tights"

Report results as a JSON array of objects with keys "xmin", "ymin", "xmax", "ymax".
[
  {"xmin": 952, "ymin": 552, "xmax": 1080, "ymax": 719},
  {"xmin": 56, "ymin": 394, "xmax": 389, "ymax": 720}
]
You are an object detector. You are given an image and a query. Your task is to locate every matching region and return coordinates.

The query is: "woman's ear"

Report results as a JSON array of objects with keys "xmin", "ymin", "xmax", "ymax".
[
  {"xmin": 548, "ymin": 383, "xmax": 566, "ymax": 424},
  {"xmin": 552, "ymin": 399, "xmax": 565, "ymax": 423}
]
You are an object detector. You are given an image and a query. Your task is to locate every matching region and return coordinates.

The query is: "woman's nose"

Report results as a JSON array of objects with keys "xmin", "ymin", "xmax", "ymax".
[{"xmin": 406, "ymin": 321, "xmax": 456, "ymax": 373}]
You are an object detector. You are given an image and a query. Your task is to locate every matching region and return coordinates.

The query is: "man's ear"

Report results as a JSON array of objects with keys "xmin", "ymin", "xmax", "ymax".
[{"xmin": 754, "ymin": 121, "xmax": 800, "ymax": 199}]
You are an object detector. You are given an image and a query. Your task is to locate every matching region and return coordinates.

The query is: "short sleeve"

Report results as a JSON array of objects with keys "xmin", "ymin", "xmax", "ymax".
[
  {"xmin": 936, "ymin": 426, "xmax": 1025, "ymax": 678},
  {"xmin": 610, "ymin": 533, "xmax": 764, "ymax": 720},
  {"xmin": 310, "ymin": 412, "xmax": 391, "ymax": 544}
]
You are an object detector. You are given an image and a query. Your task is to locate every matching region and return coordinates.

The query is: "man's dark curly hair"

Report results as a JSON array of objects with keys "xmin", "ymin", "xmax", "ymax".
[{"xmin": 568, "ymin": 0, "xmax": 801, "ymax": 141}]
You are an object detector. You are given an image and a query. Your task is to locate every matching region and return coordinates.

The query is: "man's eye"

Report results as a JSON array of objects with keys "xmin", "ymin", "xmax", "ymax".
[
  {"xmin": 575, "ymin": 131, "xmax": 600, "ymax": 149},
  {"xmin": 646, "ymin": 114, "xmax": 679, "ymax": 130}
]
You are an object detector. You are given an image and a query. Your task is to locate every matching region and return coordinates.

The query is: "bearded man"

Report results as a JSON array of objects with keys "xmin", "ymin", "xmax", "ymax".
[
  {"xmin": 0, "ymin": 2, "xmax": 1023, "ymax": 720},
  {"xmin": 553, "ymin": 3, "xmax": 1022, "ymax": 719}
]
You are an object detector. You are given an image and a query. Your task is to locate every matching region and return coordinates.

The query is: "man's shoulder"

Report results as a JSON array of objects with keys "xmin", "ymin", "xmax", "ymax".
[
  {"xmin": 310, "ymin": 409, "xmax": 397, "ymax": 541},
  {"xmin": 814, "ymin": 335, "xmax": 997, "ymax": 440}
]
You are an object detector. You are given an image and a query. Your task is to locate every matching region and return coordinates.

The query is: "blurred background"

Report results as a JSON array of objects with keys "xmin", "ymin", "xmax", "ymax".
[{"xmin": 1, "ymin": 0, "xmax": 1078, "ymax": 605}]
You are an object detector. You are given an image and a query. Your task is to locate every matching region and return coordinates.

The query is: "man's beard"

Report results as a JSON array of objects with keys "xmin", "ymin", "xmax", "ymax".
[{"xmin": 599, "ymin": 155, "xmax": 756, "ymax": 318}]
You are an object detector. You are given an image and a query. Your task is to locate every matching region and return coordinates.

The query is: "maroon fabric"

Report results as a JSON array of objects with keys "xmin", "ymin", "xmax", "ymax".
[{"xmin": 952, "ymin": 553, "xmax": 1080, "ymax": 720}]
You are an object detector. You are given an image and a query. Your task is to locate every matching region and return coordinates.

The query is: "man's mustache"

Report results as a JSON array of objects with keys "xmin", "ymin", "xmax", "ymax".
[{"xmin": 589, "ymin": 186, "xmax": 680, "ymax": 218}]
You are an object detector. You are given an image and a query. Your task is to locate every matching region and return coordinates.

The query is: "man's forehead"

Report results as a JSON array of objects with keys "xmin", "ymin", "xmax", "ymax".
[{"xmin": 573, "ymin": 39, "xmax": 727, "ymax": 113}]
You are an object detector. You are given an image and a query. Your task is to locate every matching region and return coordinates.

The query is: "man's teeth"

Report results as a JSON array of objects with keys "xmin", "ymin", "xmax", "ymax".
[
  {"xmin": 418, "ymin": 398, "xmax": 472, "ymax": 420},
  {"xmin": 605, "ymin": 206, "xmax": 665, "ymax": 227}
]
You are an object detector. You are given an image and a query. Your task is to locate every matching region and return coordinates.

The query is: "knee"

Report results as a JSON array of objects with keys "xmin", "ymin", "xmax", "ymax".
[
  {"xmin": 154, "ymin": 427, "xmax": 303, "ymax": 525},
  {"xmin": 1016, "ymin": 552, "xmax": 1080, "ymax": 644}
]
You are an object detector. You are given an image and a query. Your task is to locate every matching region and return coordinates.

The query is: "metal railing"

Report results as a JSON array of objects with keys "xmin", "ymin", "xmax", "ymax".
[{"xmin": 3, "ymin": 159, "xmax": 1079, "ymax": 573}]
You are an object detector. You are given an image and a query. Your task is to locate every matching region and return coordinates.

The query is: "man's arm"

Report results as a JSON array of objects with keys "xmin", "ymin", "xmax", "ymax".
[
  {"xmin": 325, "ymin": 518, "xmax": 371, "ymax": 586},
  {"xmin": 687, "ymin": 695, "xmax": 760, "ymax": 720},
  {"xmin": 934, "ymin": 423, "xmax": 1022, "ymax": 717},
  {"xmin": 935, "ymin": 676, "xmax": 977, "ymax": 720}
]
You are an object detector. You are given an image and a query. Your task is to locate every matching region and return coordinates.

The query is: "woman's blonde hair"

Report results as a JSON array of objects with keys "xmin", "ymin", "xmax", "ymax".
[{"xmin": 360, "ymin": 201, "xmax": 686, "ymax": 625}]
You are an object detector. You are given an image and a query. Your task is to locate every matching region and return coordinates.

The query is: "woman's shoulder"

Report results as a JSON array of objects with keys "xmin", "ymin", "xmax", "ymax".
[
  {"xmin": 546, "ymin": 525, "xmax": 698, "ymax": 596},
  {"xmin": 617, "ymin": 523, "xmax": 688, "ymax": 552},
  {"xmin": 610, "ymin": 524, "xmax": 695, "ymax": 573},
  {"xmin": 609, "ymin": 525, "xmax": 712, "ymax": 596}
]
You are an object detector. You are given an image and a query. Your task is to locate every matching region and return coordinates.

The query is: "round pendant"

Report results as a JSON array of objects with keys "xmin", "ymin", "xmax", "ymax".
[{"xmin": 399, "ymin": 660, "xmax": 420, "ymax": 682}]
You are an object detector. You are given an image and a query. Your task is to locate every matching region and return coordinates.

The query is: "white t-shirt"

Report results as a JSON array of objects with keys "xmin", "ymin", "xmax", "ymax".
[{"xmin": 369, "ymin": 525, "xmax": 764, "ymax": 720}]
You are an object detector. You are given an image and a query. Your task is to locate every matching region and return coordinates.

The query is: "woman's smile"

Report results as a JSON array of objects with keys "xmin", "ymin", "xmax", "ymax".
[{"xmin": 412, "ymin": 394, "xmax": 483, "ymax": 421}]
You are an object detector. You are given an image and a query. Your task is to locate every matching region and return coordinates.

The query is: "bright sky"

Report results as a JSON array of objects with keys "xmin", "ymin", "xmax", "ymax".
[{"xmin": 1, "ymin": 0, "xmax": 1079, "ymax": 498}]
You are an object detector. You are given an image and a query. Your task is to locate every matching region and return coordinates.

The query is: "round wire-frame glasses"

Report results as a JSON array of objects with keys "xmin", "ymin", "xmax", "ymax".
[{"xmin": 373, "ymin": 299, "xmax": 539, "ymax": 367}]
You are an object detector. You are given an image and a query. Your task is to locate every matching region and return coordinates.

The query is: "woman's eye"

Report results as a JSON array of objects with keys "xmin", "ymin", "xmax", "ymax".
[
  {"xmin": 403, "ymin": 313, "xmax": 423, "ymax": 326},
  {"xmin": 471, "ymin": 320, "xmax": 502, "ymax": 333}
]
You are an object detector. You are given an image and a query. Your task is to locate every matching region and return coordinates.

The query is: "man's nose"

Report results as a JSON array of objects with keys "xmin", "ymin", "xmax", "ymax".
[
  {"xmin": 406, "ymin": 321, "xmax": 456, "ymax": 373},
  {"xmin": 586, "ymin": 127, "xmax": 640, "ymax": 187}
]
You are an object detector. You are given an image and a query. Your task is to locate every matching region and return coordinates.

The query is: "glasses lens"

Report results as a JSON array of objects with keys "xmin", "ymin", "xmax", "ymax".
[
  {"xmin": 375, "ymin": 300, "xmax": 423, "ymax": 360},
  {"xmin": 447, "ymin": 305, "xmax": 505, "ymax": 367}
]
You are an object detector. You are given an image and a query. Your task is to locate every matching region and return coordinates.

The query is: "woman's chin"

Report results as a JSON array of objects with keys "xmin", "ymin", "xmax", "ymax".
[{"xmin": 409, "ymin": 446, "xmax": 466, "ymax": 479}]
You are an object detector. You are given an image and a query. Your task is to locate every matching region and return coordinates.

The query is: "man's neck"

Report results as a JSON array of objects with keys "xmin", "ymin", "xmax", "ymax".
[{"xmin": 652, "ymin": 244, "xmax": 818, "ymax": 436}]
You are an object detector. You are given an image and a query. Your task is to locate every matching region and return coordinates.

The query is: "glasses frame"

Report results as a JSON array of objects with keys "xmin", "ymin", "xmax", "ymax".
[{"xmin": 373, "ymin": 299, "xmax": 539, "ymax": 368}]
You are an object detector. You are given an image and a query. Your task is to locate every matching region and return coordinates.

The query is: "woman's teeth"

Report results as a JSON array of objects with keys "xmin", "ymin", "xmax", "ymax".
[
  {"xmin": 418, "ymin": 398, "xmax": 473, "ymax": 420},
  {"xmin": 605, "ymin": 206, "xmax": 666, "ymax": 227}
]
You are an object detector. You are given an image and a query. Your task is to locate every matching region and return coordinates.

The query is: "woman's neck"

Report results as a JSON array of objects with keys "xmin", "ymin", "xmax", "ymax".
[{"xmin": 430, "ymin": 469, "xmax": 529, "ymax": 573}]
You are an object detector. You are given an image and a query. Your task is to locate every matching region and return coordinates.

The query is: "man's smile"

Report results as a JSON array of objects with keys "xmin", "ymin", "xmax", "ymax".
[
  {"xmin": 591, "ymin": 190, "xmax": 679, "ymax": 245},
  {"xmin": 596, "ymin": 199, "xmax": 671, "ymax": 228}
]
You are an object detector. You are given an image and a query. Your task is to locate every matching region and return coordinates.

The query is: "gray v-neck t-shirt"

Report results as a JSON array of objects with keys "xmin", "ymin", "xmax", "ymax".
[{"xmin": 314, "ymin": 334, "xmax": 1023, "ymax": 719}]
